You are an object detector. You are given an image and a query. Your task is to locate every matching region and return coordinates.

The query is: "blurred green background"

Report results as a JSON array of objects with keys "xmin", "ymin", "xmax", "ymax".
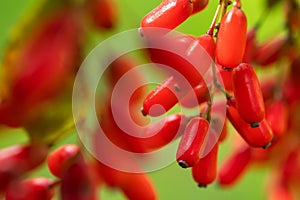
[{"xmin": 0, "ymin": 0, "xmax": 285, "ymax": 199}]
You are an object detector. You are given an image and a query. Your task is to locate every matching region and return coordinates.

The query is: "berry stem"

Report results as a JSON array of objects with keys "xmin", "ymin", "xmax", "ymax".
[
  {"xmin": 207, "ymin": 3, "xmax": 222, "ymax": 35},
  {"xmin": 220, "ymin": 0, "xmax": 231, "ymax": 21},
  {"xmin": 212, "ymin": 63, "xmax": 232, "ymax": 99}
]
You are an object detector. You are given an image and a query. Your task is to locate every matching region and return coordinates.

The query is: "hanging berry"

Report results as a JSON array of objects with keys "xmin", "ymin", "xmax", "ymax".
[
  {"xmin": 232, "ymin": 63, "xmax": 265, "ymax": 127},
  {"xmin": 216, "ymin": 4, "xmax": 247, "ymax": 69}
]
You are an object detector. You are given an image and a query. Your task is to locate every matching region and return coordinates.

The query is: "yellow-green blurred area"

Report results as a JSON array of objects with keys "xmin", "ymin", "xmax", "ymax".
[{"xmin": 0, "ymin": 0, "xmax": 285, "ymax": 199}]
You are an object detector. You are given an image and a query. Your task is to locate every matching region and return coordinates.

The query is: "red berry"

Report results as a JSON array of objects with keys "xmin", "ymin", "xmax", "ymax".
[
  {"xmin": 176, "ymin": 117, "xmax": 210, "ymax": 168},
  {"xmin": 254, "ymin": 36, "xmax": 287, "ymax": 66},
  {"xmin": 196, "ymin": 34, "xmax": 216, "ymax": 59},
  {"xmin": 191, "ymin": 142, "xmax": 219, "ymax": 187},
  {"xmin": 147, "ymin": 35, "xmax": 208, "ymax": 88},
  {"xmin": 47, "ymin": 144, "xmax": 83, "ymax": 178},
  {"xmin": 233, "ymin": 63, "xmax": 265, "ymax": 127},
  {"xmin": 142, "ymin": 76, "xmax": 188, "ymax": 116},
  {"xmin": 226, "ymin": 99, "xmax": 273, "ymax": 148},
  {"xmin": 121, "ymin": 173, "xmax": 157, "ymax": 200},
  {"xmin": 216, "ymin": 7, "xmax": 247, "ymax": 68},
  {"xmin": 139, "ymin": 114, "xmax": 188, "ymax": 151},
  {"xmin": 60, "ymin": 163, "xmax": 97, "ymax": 200},
  {"xmin": 0, "ymin": 143, "xmax": 48, "ymax": 191},
  {"xmin": 218, "ymin": 145, "xmax": 252, "ymax": 186},
  {"xmin": 5, "ymin": 178, "xmax": 55, "ymax": 200},
  {"xmin": 140, "ymin": 0, "xmax": 193, "ymax": 33}
]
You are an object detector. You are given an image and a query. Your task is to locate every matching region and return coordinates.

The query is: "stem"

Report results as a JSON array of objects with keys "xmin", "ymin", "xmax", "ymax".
[
  {"xmin": 212, "ymin": 63, "xmax": 232, "ymax": 99},
  {"xmin": 220, "ymin": 0, "xmax": 230, "ymax": 20},
  {"xmin": 214, "ymin": 0, "xmax": 231, "ymax": 37},
  {"xmin": 207, "ymin": 3, "xmax": 222, "ymax": 35}
]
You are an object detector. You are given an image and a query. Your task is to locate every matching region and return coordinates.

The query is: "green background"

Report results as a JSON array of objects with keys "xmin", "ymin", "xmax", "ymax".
[{"xmin": 0, "ymin": 0, "xmax": 284, "ymax": 199}]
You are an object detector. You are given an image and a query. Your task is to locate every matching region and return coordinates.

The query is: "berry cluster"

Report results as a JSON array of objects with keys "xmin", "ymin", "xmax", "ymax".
[
  {"xmin": 0, "ymin": 0, "xmax": 299, "ymax": 199},
  {"xmin": 138, "ymin": 0, "xmax": 300, "ymax": 197}
]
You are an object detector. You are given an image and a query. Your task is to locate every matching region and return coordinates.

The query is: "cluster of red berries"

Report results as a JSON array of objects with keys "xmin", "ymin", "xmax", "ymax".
[
  {"xmin": 0, "ymin": 0, "xmax": 299, "ymax": 199},
  {"xmin": 137, "ymin": 0, "xmax": 300, "ymax": 198}
]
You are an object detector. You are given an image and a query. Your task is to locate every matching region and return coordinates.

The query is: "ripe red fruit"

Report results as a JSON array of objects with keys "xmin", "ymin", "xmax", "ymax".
[
  {"xmin": 254, "ymin": 35, "xmax": 287, "ymax": 66},
  {"xmin": 142, "ymin": 76, "xmax": 188, "ymax": 116},
  {"xmin": 139, "ymin": 114, "xmax": 188, "ymax": 151},
  {"xmin": 191, "ymin": 0, "xmax": 209, "ymax": 14},
  {"xmin": 191, "ymin": 142, "xmax": 219, "ymax": 187},
  {"xmin": 5, "ymin": 178, "xmax": 55, "ymax": 200},
  {"xmin": 121, "ymin": 173, "xmax": 157, "ymax": 200},
  {"xmin": 196, "ymin": 34, "xmax": 216, "ymax": 59},
  {"xmin": 140, "ymin": 0, "xmax": 193, "ymax": 33},
  {"xmin": 232, "ymin": 63, "xmax": 265, "ymax": 127},
  {"xmin": 226, "ymin": 99, "xmax": 273, "ymax": 148},
  {"xmin": 94, "ymin": 160, "xmax": 157, "ymax": 200},
  {"xmin": 101, "ymin": 102, "xmax": 187, "ymax": 152},
  {"xmin": 216, "ymin": 6, "xmax": 247, "ymax": 68},
  {"xmin": 7, "ymin": 9, "xmax": 82, "ymax": 106},
  {"xmin": 0, "ymin": 143, "xmax": 48, "ymax": 191},
  {"xmin": 147, "ymin": 35, "xmax": 210, "ymax": 88},
  {"xmin": 176, "ymin": 117, "xmax": 210, "ymax": 168},
  {"xmin": 47, "ymin": 144, "xmax": 83, "ymax": 178},
  {"xmin": 60, "ymin": 163, "xmax": 97, "ymax": 200},
  {"xmin": 218, "ymin": 145, "xmax": 252, "ymax": 186}
]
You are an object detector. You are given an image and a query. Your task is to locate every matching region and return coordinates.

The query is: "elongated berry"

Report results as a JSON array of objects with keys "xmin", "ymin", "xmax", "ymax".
[
  {"xmin": 140, "ymin": 114, "xmax": 188, "ymax": 151},
  {"xmin": 142, "ymin": 76, "xmax": 188, "ymax": 116},
  {"xmin": 254, "ymin": 36, "xmax": 287, "ymax": 66},
  {"xmin": 192, "ymin": 142, "xmax": 219, "ymax": 187},
  {"xmin": 7, "ymin": 9, "xmax": 82, "ymax": 106},
  {"xmin": 94, "ymin": 160, "xmax": 157, "ymax": 199},
  {"xmin": 0, "ymin": 143, "xmax": 48, "ymax": 191},
  {"xmin": 140, "ymin": 0, "xmax": 193, "ymax": 33},
  {"xmin": 147, "ymin": 35, "xmax": 205, "ymax": 88},
  {"xmin": 1, "ymin": 8, "xmax": 83, "ymax": 128},
  {"xmin": 216, "ymin": 6, "xmax": 247, "ymax": 68},
  {"xmin": 47, "ymin": 144, "xmax": 83, "ymax": 178},
  {"xmin": 226, "ymin": 99, "xmax": 273, "ymax": 148},
  {"xmin": 102, "ymin": 103, "xmax": 187, "ymax": 152},
  {"xmin": 60, "ymin": 163, "xmax": 97, "ymax": 200},
  {"xmin": 93, "ymin": 160, "xmax": 129, "ymax": 187},
  {"xmin": 196, "ymin": 34, "xmax": 216, "ymax": 59},
  {"xmin": 233, "ymin": 63, "xmax": 265, "ymax": 127},
  {"xmin": 121, "ymin": 173, "xmax": 157, "ymax": 200},
  {"xmin": 218, "ymin": 145, "xmax": 252, "ymax": 186},
  {"xmin": 176, "ymin": 117, "xmax": 210, "ymax": 168},
  {"xmin": 5, "ymin": 178, "xmax": 55, "ymax": 200}
]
